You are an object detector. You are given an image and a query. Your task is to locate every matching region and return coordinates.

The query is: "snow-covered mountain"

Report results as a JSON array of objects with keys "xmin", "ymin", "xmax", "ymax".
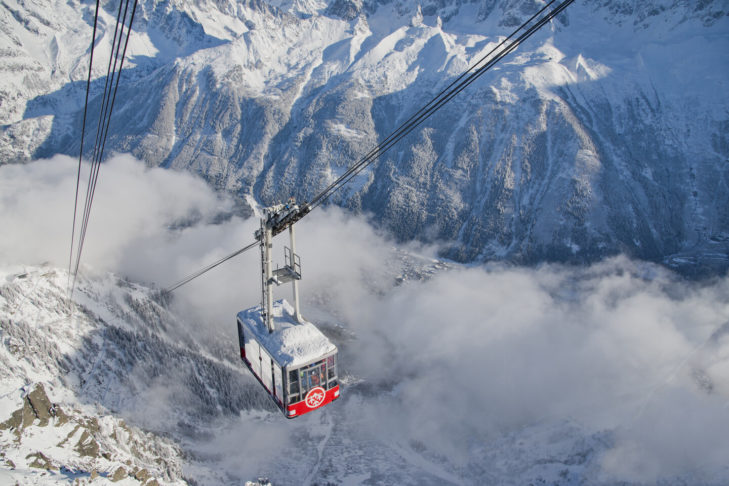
[{"xmin": 1, "ymin": 0, "xmax": 727, "ymax": 272}]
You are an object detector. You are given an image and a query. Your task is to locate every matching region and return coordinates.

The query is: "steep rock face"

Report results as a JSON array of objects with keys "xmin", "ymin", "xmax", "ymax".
[
  {"xmin": 0, "ymin": 384, "xmax": 184, "ymax": 484},
  {"xmin": 1, "ymin": 0, "xmax": 728, "ymax": 270}
]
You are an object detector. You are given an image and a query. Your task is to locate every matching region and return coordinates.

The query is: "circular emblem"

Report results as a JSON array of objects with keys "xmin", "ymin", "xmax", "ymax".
[{"xmin": 304, "ymin": 387, "xmax": 326, "ymax": 408}]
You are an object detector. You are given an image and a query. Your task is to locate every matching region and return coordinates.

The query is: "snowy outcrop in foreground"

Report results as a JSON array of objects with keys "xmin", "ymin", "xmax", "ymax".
[
  {"xmin": 1, "ymin": 0, "xmax": 728, "ymax": 272},
  {"xmin": 0, "ymin": 383, "xmax": 183, "ymax": 484}
]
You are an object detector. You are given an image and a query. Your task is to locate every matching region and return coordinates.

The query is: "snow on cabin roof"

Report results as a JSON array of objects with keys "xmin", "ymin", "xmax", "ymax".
[{"xmin": 237, "ymin": 299, "xmax": 337, "ymax": 368}]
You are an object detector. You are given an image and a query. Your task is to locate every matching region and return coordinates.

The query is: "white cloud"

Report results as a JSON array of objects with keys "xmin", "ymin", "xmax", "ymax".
[
  {"xmin": 0, "ymin": 154, "xmax": 234, "ymax": 277},
  {"xmin": 336, "ymin": 259, "xmax": 729, "ymax": 482},
  {"xmin": 0, "ymin": 154, "xmax": 262, "ymax": 328}
]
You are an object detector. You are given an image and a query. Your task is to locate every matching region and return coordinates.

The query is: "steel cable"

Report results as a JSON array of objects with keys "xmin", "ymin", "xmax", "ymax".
[
  {"xmin": 70, "ymin": 0, "xmax": 140, "ymax": 295},
  {"xmin": 73, "ymin": 0, "xmax": 129, "ymax": 280},
  {"xmin": 69, "ymin": 0, "xmax": 101, "ymax": 288},
  {"xmin": 163, "ymin": 240, "xmax": 260, "ymax": 294},
  {"xmin": 310, "ymin": 0, "xmax": 559, "ymax": 207}
]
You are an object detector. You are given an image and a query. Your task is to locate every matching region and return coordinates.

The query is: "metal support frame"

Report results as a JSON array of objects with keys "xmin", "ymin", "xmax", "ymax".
[
  {"xmin": 260, "ymin": 220, "xmax": 275, "ymax": 333},
  {"xmin": 259, "ymin": 203, "xmax": 305, "ymax": 333},
  {"xmin": 289, "ymin": 224, "xmax": 303, "ymax": 323}
]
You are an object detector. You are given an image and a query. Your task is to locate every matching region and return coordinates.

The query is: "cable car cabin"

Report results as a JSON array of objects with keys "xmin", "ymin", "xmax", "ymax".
[{"xmin": 237, "ymin": 299, "xmax": 339, "ymax": 418}]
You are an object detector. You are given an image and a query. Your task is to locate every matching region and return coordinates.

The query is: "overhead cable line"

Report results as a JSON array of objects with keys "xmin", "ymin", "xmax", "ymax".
[
  {"xmin": 162, "ymin": 0, "xmax": 575, "ymax": 293},
  {"xmin": 75, "ymin": 0, "xmax": 139, "ymax": 271},
  {"xmin": 69, "ymin": 0, "xmax": 140, "ymax": 295},
  {"xmin": 73, "ymin": 0, "xmax": 129, "ymax": 282},
  {"xmin": 69, "ymin": 0, "xmax": 101, "ymax": 288},
  {"xmin": 164, "ymin": 240, "xmax": 260, "ymax": 294}
]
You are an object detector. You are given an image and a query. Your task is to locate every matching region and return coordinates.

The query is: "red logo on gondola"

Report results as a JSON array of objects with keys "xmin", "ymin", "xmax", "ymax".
[{"xmin": 305, "ymin": 387, "xmax": 326, "ymax": 408}]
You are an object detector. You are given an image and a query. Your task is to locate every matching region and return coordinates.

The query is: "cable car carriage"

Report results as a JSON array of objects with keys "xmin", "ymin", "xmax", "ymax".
[{"xmin": 237, "ymin": 202, "xmax": 339, "ymax": 418}]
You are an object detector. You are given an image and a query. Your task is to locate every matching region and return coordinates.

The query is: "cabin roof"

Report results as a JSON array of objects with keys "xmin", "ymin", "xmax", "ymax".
[{"xmin": 237, "ymin": 299, "xmax": 337, "ymax": 368}]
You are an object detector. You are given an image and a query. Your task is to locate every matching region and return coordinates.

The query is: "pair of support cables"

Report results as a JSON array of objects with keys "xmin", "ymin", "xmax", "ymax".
[{"xmin": 68, "ymin": 0, "xmax": 139, "ymax": 296}]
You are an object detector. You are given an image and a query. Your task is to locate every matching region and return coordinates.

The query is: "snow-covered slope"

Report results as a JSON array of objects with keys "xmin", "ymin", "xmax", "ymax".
[
  {"xmin": 0, "ymin": 264, "xmax": 273, "ymax": 484},
  {"xmin": 1, "ymin": 0, "xmax": 728, "ymax": 271}
]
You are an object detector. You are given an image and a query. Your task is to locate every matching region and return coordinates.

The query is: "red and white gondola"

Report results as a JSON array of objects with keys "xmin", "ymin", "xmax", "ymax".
[
  {"xmin": 237, "ymin": 299, "xmax": 339, "ymax": 418},
  {"xmin": 236, "ymin": 202, "xmax": 339, "ymax": 418}
]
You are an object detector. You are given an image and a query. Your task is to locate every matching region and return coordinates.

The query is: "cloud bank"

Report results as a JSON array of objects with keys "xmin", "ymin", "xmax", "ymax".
[
  {"xmin": 0, "ymin": 154, "xmax": 261, "ymax": 325},
  {"xmin": 338, "ymin": 260, "xmax": 729, "ymax": 482},
  {"xmin": 0, "ymin": 154, "xmax": 241, "ymax": 277}
]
